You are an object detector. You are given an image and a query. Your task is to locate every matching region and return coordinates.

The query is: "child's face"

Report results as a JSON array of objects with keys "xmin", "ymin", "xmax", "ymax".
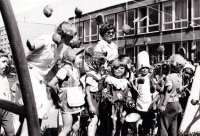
[
  {"xmin": 113, "ymin": 65, "xmax": 125, "ymax": 78},
  {"xmin": 140, "ymin": 67, "xmax": 149, "ymax": 76},
  {"xmin": 0, "ymin": 56, "xmax": 8, "ymax": 74},
  {"xmin": 183, "ymin": 68, "xmax": 193, "ymax": 79},
  {"xmin": 74, "ymin": 53, "xmax": 83, "ymax": 68}
]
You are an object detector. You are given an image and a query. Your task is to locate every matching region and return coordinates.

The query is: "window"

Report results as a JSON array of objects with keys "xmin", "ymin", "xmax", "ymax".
[
  {"xmin": 192, "ymin": 0, "xmax": 200, "ymax": 27},
  {"xmin": 91, "ymin": 20, "xmax": 98, "ymax": 41},
  {"xmin": 75, "ymin": 22, "xmax": 83, "ymax": 42},
  {"xmin": 118, "ymin": 48, "xmax": 124, "ymax": 55},
  {"xmin": 126, "ymin": 47, "xmax": 135, "ymax": 63},
  {"xmin": 84, "ymin": 20, "xmax": 90, "ymax": 42},
  {"xmin": 148, "ymin": 4, "xmax": 159, "ymax": 32},
  {"xmin": 149, "ymin": 45, "xmax": 159, "ymax": 64},
  {"xmin": 175, "ymin": 0, "xmax": 187, "ymax": 28},
  {"xmin": 138, "ymin": 4, "xmax": 159, "ymax": 33},
  {"xmin": 83, "ymin": 19, "xmax": 98, "ymax": 42},
  {"xmin": 163, "ymin": 0, "xmax": 188, "ymax": 30},
  {"xmin": 105, "ymin": 14, "xmax": 115, "ymax": 24},
  {"xmin": 194, "ymin": 40, "xmax": 200, "ymax": 63},
  {"xmin": 138, "ymin": 7, "xmax": 147, "ymax": 33},
  {"xmin": 164, "ymin": 43, "xmax": 172, "ymax": 60},
  {"xmin": 127, "ymin": 10, "xmax": 135, "ymax": 35},
  {"xmin": 138, "ymin": 46, "xmax": 146, "ymax": 52},
  {"xmin": 117, "ymin": 12, "xmax": 125, "ymax": 37}
]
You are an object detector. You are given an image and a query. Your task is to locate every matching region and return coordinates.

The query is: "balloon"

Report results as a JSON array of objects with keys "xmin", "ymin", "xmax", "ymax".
[
  {"xmin": 157, "ymin": 45, "xmax": 165, "ymax": 54},
  {"xmin": 75, "ymin": 7, "xmax": 82, "ymax": 18},
  {"xmin": 178, "ymin": 46, "xmax": 186, "ymax": 57},
  {"xmin": 52, "ymin": 33, "xmax": 61, "ymax": 44},
  {"xmin": 43, "ymin": 5, "xmax": 53, "ymax": 18},
  {"xmin": 191, "ymin": 99, "xmax": 199, "ymax": 105},
  {"xmin": 69, "ymin": 37, "xmax": 82, "ymax": 48},
  {"xmin": 95, "ymin": 13, "xmax": 104, "ymax": 25},
  {"xmin": 191, "ymin": 43, "xmax": 197, "ymax": 53},
  {"xmin": 122, "ymin": 24, "xmax": 131, "ymax": 35}
]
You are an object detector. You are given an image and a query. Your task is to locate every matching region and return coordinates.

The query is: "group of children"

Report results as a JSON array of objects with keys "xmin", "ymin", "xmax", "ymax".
[
  {"xmin": 46, "ymin": 47, "xmax": 195, "ymax": 136},
  {"xmin": 0, "ymin": 21, "xmax": 196, "ymax": 136}
]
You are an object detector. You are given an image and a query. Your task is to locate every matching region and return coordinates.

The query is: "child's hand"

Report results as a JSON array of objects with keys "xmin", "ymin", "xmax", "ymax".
[
  {"xmin": 89, "ymin": 105, "xmax": 96, "ymax": 114},
  {"xmin": 108, "ymin": 98, "xmax": 114, "ymax": 104},
  {"xmin": 18, "ymin": 98, "xmax": 23, "ymax": 105},
  {"xmin": 159, "ymin": 105, "xmax": 166, "ymax": 112}
]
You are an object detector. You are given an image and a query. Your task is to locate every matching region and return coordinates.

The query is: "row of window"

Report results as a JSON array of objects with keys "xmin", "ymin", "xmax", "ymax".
[
  {"xmin": 0, "ymin": 29, "xmax": 6, "ymax": 36},
  {"xmin": 0, "ymin": 47, "xmax": 11, "ymax": 54},
  {"xmin": 74, "ymin": 0, "xmax": 200, "ymax": 42},
  {"xmin": 0, "ymin": 38, "xmax": 9, "ymax": 45},
  {"xmin": 123, "ymin": 41, "xmax": 200, "ymax": 64}
]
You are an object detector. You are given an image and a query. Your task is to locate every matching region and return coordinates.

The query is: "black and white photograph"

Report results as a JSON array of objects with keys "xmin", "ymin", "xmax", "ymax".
[{"xmin": 0, "ymin": 0, "xmax": 200, "ymax": 135}]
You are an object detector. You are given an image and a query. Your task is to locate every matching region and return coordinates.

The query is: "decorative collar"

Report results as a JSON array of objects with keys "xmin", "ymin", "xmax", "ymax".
[{"xmin": 105, "ymin": 76, "xmax": 129, "ymax": 90}]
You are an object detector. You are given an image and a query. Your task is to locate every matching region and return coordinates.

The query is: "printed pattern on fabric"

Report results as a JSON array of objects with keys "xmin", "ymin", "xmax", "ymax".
[{"xmin": 56, "ymin": 64, "xmax": 84, "ymax": 114}]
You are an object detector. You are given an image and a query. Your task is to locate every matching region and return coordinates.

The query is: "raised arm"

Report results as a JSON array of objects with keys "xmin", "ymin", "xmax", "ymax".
[{"xmin": 26, "ymin": 39, "xmax": 45, "ymax": 57}]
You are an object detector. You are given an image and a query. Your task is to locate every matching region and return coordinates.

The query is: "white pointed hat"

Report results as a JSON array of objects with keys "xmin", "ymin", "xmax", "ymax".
[{"xmin": 137, "ymin": 51, "xmax": 150, "ymax": 70}]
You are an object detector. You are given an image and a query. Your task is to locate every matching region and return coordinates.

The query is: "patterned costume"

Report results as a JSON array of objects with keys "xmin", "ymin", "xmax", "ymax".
[{"xmin": 56, "ymin": 64, "xmax": 85, "ymax": 114}]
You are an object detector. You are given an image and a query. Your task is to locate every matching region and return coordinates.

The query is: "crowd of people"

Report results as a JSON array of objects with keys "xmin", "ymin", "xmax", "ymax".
[{"xmin": 0, "ymin": 20, "xmax": 197, "ymax": 136}]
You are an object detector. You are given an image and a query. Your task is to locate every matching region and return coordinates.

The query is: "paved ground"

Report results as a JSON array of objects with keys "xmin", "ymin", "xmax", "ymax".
[{"xmin": 41, "ymin": 101, "xmax": 59, "ymax": 129}]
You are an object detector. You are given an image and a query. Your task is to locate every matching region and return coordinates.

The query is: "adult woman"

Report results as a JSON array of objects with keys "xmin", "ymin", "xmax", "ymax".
[
  {"xmin": 93, "ymin": 22, "xmax": 118, "ymax": 136},
  {"xmin": 93, "ymin": 22, "xmax": 118, "ymax": 62},
  {"xmin": 20, "ymin": 21, "xmax": 78, "ymax": 136}
]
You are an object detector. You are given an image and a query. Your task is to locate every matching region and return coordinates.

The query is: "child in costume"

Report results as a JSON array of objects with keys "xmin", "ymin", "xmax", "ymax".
[
  {"xmin": 178, "ymin": 62, "xmax": 195, "ymax": 129},
  {"xmin": 103, "ymin": 55, "xmax": 134, "ymax": 136},
  {"xmin": 158, "ymin": 54, "xmax": 187, "ymax": 136},
  {"xmin": 180, "ymin": 62, "xmax": 195, "ymax": 111},
  {"xmin": 84, "ymin": 47, "xmax": 107, "ymax": 136},
  {"xmin": 48, "ymin": 47, "xmax": 85, "ymax": 136},
  {"xmin": 134, "ymin": 51, "xmax": 155, "ymax": 135}
]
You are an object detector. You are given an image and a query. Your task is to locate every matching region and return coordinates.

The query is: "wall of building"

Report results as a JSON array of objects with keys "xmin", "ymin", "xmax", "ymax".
[{"xmin": 69, "ymin": 0, "xmax": 200, "ymax": 64}]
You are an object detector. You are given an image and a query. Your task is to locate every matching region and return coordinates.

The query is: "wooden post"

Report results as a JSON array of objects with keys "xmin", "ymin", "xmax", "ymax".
[
  {"xmin": 0, "ymin": 0, "xmax": 40, "ymax": 136},
  {"xmin": 0, "ymin": 99, "xmax": 25, "ymax": 116}
]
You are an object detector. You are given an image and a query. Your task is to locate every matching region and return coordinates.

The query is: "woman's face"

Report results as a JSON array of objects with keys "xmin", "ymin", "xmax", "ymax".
[
  {"xmin": 103, "ymin": 29, "xmax": 115, "ymax": 43},
  {"xmin": 74, "ymin": 53, "xmax": 83, "ymax": 68}
]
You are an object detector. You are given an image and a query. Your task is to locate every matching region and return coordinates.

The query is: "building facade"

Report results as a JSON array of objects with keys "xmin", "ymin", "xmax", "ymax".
[
  {"xmin": 0, "ymin": 22, "xmax": 56, "ymax": 57},
  {"xmin": 69, "ymin": 0, "xmax": 200, "ymax": 65},
  {"xmin": 0, "ymin": 27, "xmax": 11, "ymax": 55}
]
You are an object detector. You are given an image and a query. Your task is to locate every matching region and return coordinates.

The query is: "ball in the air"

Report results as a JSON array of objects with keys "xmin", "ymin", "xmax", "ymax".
[
  {"xmin": 43, "ymin": 5, "xmax": 53, "ymax": 17},
  {"xmin": 191, "ymin": 99, "xmax": 199, "ymax": 105}
]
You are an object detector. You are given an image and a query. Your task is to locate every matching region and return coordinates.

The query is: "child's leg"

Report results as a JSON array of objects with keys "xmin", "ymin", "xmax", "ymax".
[
  {"xmin": 119, "ymin": 103, "xmax": 124, "ymax": 136},
  {"xmin": 20, "ymin": 118, "xmax": 28, "ymax": 136},
  {"xmin": 87, "ymin": 115, "xmax": 98, "ymax": 136},
  {"xmin": 71, "ymin": 114, "xmax": 81, "ymax": 136},
  {"xmin": 58, "ymin": 113, "xmax": 73, "ymax": 136},
  {"xmin": 111, "ymin": 105, "xmax": 117, "ymax": 136}
]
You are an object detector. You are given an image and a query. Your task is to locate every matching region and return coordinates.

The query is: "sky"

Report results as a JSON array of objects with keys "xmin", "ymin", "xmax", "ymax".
[{"xmin": 0, "ymin": 0, "xmax": 129, "ymax": 27}]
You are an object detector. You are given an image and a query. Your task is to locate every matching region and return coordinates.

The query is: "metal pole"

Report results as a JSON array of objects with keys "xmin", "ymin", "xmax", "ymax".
[{"xmin": 0, "ymin": 0, "xmax": 40, "ymax": 136}]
